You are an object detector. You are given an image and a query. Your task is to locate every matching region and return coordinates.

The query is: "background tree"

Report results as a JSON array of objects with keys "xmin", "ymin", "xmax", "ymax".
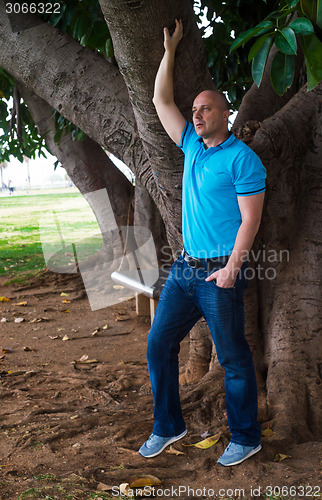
[{"xmin": 0, "ymin": 0, "xmax": 321, "ymax": 446}]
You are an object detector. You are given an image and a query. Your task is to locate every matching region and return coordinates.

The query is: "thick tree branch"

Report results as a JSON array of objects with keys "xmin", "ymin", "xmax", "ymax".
[{"xmin": 0, "ymin": 1, "xmax": 147, "ymax": 181}]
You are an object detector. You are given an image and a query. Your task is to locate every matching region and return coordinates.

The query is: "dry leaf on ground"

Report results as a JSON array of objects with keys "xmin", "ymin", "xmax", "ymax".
[
  {"xmin": 96, "ymin": 482, "xmax": 114, "ymax": 492},
  {"xmin": 16, "ymin": 301, "xmax": 27, "ymax": 306},
  {"xmin": 14, "ymin": 317, "xmax": 25, "ymax": 323},
  {"xmin": 262, "ymin": 427, "xmax": 274, "ymax": 437},
  {"xmin": 0, "ymin": 297, "xmax": 11, "ymax": 302},
  {"xmin": 165, "ymin": 445, "xmax": 184, "ymax": 455},
  {"xmin": 274, "ymin": 453, "xmax": 290, "ymax": 462},
  {"xmin": 129, "ymin": 475, "xmax": 162, "ymax": 488},
  {"xmin": 183, "ymin": 432, "xmax": 221, "ymax": 449}
]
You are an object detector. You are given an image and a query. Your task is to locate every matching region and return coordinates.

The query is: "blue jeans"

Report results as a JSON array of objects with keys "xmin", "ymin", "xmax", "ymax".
[{"xmin": 147, "ymin": 255, "xmax": 261, "ymax": 447}]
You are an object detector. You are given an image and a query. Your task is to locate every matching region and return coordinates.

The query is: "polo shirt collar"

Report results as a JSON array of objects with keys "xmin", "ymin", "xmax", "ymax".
[{"xmin": 198, "ymin": 133, "xmax": 236, "ymax": 150}]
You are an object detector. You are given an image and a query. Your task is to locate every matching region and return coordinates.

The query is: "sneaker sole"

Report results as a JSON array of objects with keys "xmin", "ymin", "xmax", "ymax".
[
  {"xmin": 217, "ymin": 444, "xmax": 262, "ymax": 467},
  {"xmin": 139, "ymin": 429, "xmax": 187, "ymax": 458}
]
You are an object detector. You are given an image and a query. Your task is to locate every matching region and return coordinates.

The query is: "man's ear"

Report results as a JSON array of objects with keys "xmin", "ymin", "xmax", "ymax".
[{"xmin": 224, "ymin": 109, "xmax": 230, "ymax": 122}]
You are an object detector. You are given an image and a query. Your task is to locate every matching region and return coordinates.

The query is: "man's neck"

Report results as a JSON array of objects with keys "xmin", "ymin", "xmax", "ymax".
[{"xmin": 203, "ymin": 130, "xmax": 230, "ymax": 149}]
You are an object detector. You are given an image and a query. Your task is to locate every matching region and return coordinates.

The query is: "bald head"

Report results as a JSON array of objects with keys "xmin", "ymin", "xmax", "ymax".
[
  {"xmin": 192, "ymin": 90, "xmax": 231, "ymax": 147},
  {"xmin": 193, "ymin": 90, "xmax": 230, "ymax": 111}
]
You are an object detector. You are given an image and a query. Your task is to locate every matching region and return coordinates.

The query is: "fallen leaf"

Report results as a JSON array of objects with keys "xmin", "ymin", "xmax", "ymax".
[
  {"xmin": 22, "ymin": 347, "xmax": 33, "ymax": 352},
  {"xmin": 165, "ymin": 445, "xmax": 185, "ymax": 455},
  {"xmin": 261, "ymin": 427, "xmax": 274, "ymax": 437},
  {"xmin": 14, "ymin": 317, "xmax": 25, "ymax": 323},
  {"xmin": 49, "ymin": 335, "xmax": 60, "ymax": 340},
  {"xmin": 2, "ymin": 348, "xmax": 13, "ymax": 354},
  {"xmin": 61, "ymin": 309, "xmax": 70, "ymax": 313},
  {"xmin": 103, "ymin": 324, "xmax": 109, "ymax": 330},
  {"xmin": 62, "ymin": 299, "xmax": 71, "ymax": 303},
  {"xmin": 0, "ymin": 297, "xmax": 11, "ymax": 302},
  {"xmin": 274, "ymin": 453, "xmax": 290, "ymax": 462},
  {"xmin": 114, "ymin": 315, "xmax": 129, "ymax": 321},
  {"xmin": 29, "ymin": 317, "xmax": 50, "ymax": 323},
  {"xmin": 129, "ymin": 475, "xmax": 162, "ymax": 488},
  {"xmin": 70, "ymin": 415, "xmax": 79, "ymax": 420},
  {"xmin": 182, "ymin": 432, "xmax": 221, "ymax": 449},
  {"xmin": 97, "ymin": 482, "xmax": 114, "ymax": 492},
  {"xmin": 91, "ymin": 329, "xmax": 99, "ymax": 337},
  {"xmin": 0, "ymin": 355, "xmax": 6, "ymax": 360},
  {"xmin": 60, "ymin": 292, "xmax": 69, "ymax": 296},
  {"xmin": 62, "ymin": 335, "xmax": 71, "ymax": 341},
  {"xmin": 74, "ymin": 358, "xmax": 99, "ymax": 364},
  {"xmin": 16, "ymin": 301, "xmax": 27, "ymax": 306},
  {"xmin": 119, "ymin": 483, "xmax": 133, "ymax": 497}
]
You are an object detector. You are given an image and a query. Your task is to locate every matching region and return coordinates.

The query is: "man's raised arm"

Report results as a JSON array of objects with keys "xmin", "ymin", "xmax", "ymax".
[{"xmin": 153, "ymin": 19, "xmax": 186, "ymax": 145}]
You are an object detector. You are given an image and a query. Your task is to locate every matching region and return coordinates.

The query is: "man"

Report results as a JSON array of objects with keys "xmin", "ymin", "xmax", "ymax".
[{"xmin": 139, "ymin": 19, "xmax": 266, "ymax": 467}]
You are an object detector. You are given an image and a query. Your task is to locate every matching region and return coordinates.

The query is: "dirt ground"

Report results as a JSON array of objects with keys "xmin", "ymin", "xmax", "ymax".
[{"xmin": 0, "ymin": 270, "xmax": 321, "ymax": 500}]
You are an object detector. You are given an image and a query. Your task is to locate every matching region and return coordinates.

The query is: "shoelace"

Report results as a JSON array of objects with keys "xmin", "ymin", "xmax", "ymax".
[{"xmin": 146, "ymin": 434, "xmax": 159, "ymax": 447}]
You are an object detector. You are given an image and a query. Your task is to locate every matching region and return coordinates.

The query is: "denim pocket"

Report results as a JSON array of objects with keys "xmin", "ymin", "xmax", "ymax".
[{"xmin": 212, "ymin": 280, "xmax": 235, "ymax": 291}]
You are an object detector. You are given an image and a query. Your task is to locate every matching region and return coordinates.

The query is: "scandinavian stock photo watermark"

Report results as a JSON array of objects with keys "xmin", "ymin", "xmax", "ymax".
[
  {"xmin": 111, "ymin": 483, "xmax": 321, "ymax": 498},
  {"xmin": 39, "ymin": 188, "xmax": 290, "ymax": 312}
]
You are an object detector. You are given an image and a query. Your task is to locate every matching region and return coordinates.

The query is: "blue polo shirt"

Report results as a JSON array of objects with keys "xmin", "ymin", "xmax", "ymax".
[{"xmin": 177, "ymin": 121, "xmax": 266, "ymax": 258}]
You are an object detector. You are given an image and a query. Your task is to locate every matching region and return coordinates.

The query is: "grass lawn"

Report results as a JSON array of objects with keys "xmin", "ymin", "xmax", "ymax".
[{"xmin": 0, "ymin": 189, "xmax": 103, "ymax": 284}]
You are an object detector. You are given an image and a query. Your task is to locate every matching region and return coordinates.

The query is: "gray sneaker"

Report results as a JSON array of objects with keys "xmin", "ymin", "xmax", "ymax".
[
  {"xmin": 217, "ymin": 441, "xmax": 261, "ymax": 466},
  {"xmin": 139, "ymin": 430, "xmax": 187, "ymax": 458}
]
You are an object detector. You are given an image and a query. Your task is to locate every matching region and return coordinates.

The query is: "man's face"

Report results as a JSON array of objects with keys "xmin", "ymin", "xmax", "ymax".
[{"xmin": 192, "ymin": 91, "xmax": 229, "ymax": 139}]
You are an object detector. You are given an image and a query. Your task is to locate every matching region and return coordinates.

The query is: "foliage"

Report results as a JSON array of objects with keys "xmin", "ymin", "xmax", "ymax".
[
  {"xmin": 196, "ymin": 0, "xmax": 278, "ymax": 107},
  {"xmin": 0, "ymin": 69, "xmax": 47, "ymax": 163},
  {"xmin": 228, "ymin": 0, "xmax": 322, "ymax": 94}
]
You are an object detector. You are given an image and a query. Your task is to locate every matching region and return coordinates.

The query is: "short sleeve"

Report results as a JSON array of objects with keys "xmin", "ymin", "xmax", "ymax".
[
  {"xmin": 177, "ymin": 122, "xmax": 197, "ymax": 154},
  {"xmin": 233, "ymin": 150, "xmax": 266, "ymax": 196}
]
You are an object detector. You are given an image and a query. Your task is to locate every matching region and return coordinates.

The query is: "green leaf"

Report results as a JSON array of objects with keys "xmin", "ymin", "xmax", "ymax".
[
  {"xmin": 80, "ymin": 26, "xmax": 93, "ymax": 47},
  {"xmin": 105, "ymin": 38, "xmax": 114, "ymax": 58},
  {"xmin": 76, "ymin": 130, "xmax": 87, "ymax": 141},
  {"xmin": 270, "ymin": 52, "xmax": 295, "ymax": 95},
  {"xmin": 252, "ymin": 36, "xmax": 272, "ymax": 87},
  {"xmin": 289, "ymin": 17, "xmax": 315, "ymax": 34},
  {"xmin": 285, "ymin": 0, "xmax": 300, "ymax": 7},
  {"xmin": 230, "ymin": 23, "xmax": 272, "ymax": 53},
  {"xmin": 300, "ymin": 0, "xmax": 322, "ymax": 28},
  {"xmin": 304, "ymin": 56, "xmax": 320, "ymax": 90},
  {"xmin": 73, "ymin": 11, "xmax": 91, "ymax": 40},
  {"xmin": 300, "ymin": 33, "xmax": 322, "ymax": 82},
  {"xmin": 54, "ymin": 127, "xmax": 63, "ymax": 144},
  {"xmin": 248, "ymin": 34, "xmax": 272, "ymax": 62},
  {"xmin": 275, "ymin": 28, "xmax": 297, "ymax": 54}
]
